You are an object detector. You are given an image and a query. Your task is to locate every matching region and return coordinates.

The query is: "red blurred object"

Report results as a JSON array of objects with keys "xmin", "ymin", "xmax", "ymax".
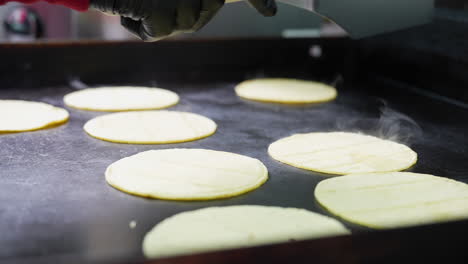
[
  {"xmin": 0, "ymin": 0, "xmax": 89, "ymax": 11},
  {"xmin": 4, "ymin": 6, "xmax": 43, "ymax": 38},
  {"xmin": 30, "ymin": 2, "xmax": 71, "ymax": 39}
]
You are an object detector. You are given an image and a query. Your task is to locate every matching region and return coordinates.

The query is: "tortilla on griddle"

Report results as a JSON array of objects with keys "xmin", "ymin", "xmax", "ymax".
[
  {"xmin": 0, "ymin": 100, "xmax": 69, "ymax": 132},
  {"xmin": 84, "ymin": 111, "xmax": 216, "ymax": 144},
  {"xmin": 235, "ymin": 78, "xmax": 337, "ymax": 104},
  {"xmin": 64, "ymin": 86, "xmax": 179, "ymax": 111},
  {"xmin": 143, "ymin": 205, "xmax": 349, "ymax": 258},
  {"xmin": 105, "ymin": 149, "xmax": 268, "ymax": 200},
  {"xmin": 315, "ymin": 172, "xmax": 468, "ymax": 228},
  {"xmin": 268, "ymin": 132, "xmax": 417, "ymax": 175}
]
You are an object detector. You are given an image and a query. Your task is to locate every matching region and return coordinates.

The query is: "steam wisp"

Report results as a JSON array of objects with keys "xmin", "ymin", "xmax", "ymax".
[
  {"xmin": 337, "ymin": 102, "xmax": 422, "ymax": 146},
  {"xmin": 68, "ymin": 78, "xmax": 88, "ymax": 90}
]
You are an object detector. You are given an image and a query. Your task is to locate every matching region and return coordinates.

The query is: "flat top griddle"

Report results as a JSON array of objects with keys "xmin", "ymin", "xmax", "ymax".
[{"xmin": 2, "ymin": 76, "xmax": 468, "ymax": 263}]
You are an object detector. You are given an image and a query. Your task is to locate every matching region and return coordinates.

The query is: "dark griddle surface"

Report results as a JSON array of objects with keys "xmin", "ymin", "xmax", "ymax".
[{"xmin": 1, "ymin": 80, "xmax": 468, "ymax": 264}]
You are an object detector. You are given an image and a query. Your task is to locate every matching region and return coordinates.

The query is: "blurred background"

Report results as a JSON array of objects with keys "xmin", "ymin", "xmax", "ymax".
[{"xmin": 0, "ymin": 1, "xmax": 347, "ymax": 42}]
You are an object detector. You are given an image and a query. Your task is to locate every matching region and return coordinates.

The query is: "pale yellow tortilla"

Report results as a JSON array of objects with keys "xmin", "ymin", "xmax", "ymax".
[
  {"xmin": 84, "ymin": 111, "xmax": 216, "ymax": 144},
  {"xmin": 268, "ymin": 132, "xmax": 417, "ymax": 175},
  {"xmin": 315, "ymin": 172, "xmax": 468, "ymax": 229},
  {"xmin": 0, "ymin": 100, "xmax": 69, "ymax": 132},
  {"xmin": 143, "ymin": 205, "xmax": 350, "ymax": 258},
  {"xmin": 105, "ymin": 149, "xmax": 268, "ymax": 200},
  {"xmin": 235, "ymin": 78, "xmax": 337, "ymax": 104},
  {"xmin": 64, "ymin": 86, "xmax": 179, "ymax": 112}
]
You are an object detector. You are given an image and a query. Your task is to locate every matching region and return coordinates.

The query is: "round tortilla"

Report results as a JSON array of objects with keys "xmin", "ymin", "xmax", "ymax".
[
  {"xmin": 0, "ymin": 100, "xmax": 69, "ymax": 132},
  {"xmin": 315, "ymin": 172, "xmax": 468, "ymax": 229},
  {"xmin": 142, "ymin": 205, "xmax": 350, "ymax": 258},
  {"xmin": 84, "ymin": 111, "xmax": 216, "ymax": 144},
  {"xmin": 105, "ymin": 149, "xmax": 268, "ymax": 200},
  {"xmin": 235, "ymin": 78, "xmax": 337, "ymax": 104},
  {"xmin": 268, "ymin": 132, "xmax": 417, "ymax": 175},
  {"xmin": 64, "ymin": 86, "xmax": 179, "ymax": 111}
]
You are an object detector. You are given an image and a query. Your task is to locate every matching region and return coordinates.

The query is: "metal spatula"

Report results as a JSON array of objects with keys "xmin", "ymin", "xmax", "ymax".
[{"xmin": 226, "ymin": 0, "xmax": 434, "ymax": 38}]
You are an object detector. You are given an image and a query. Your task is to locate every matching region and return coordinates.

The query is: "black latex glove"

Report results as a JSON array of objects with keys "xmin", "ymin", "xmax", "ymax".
[
  {"xmin": 247, "ymin": 0, "xmax": 277, "ymax": 17},
  {"xmin": 90, "ymin": 0, "xmax": 277, "ymax": 42}
]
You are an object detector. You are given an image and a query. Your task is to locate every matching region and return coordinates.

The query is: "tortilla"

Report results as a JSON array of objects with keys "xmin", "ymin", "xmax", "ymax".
[
  {"xmin": 143, "ymin": 205, "xmax": 350, "ymax": 258},
  {"xmin": 268, "ymin": 132, "xmax": 417, "ymax": 175},
  {"xmin": 84, "ymin": 111, "xmax": 216, "ymax": 144},
  {"xmin": 315, "ymin": 172, "xmax": 468, "ymax": 228},
  {"xmin": 0, "ymin": 100, "xmax": 69, "ymax": 132},
  {"xmin": 64, "ymin": 86, "xmax": 179, "ymax": 111},
  {"xmin": 235, "ymin": 78, "xmax": 337, "ymax": 104},
  {"xmin": 105, "ymin": 149, "xmax": 268, "ymax": 200}
]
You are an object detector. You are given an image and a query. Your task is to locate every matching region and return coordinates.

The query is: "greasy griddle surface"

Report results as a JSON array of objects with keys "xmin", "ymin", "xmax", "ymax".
[{"xmin": 1, "ymin": 81, "xmax": 468, "ymax": 263}]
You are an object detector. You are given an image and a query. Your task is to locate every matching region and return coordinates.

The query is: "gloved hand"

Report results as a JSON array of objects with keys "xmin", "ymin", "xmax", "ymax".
[
  {"xmin": 90, "ymin": 0, "xmax": 277, "ymax": 42},
  {"xmin": 247, "ymin": 0, "xmax": 277, "ymax": 17}
]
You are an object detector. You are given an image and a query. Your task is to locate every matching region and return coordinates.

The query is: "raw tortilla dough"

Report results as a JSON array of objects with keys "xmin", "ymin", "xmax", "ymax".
[
  {"xmin": 235, "ymin": 78, "xmax": 337, "ymax": 104},
  {"xmin": 105, "ymin": 149, "xmax": 268, "ymax": 200},
  {"xmin": 268, "ymin": 132, "xmax": 417, "ymax": 175},
  {"xmin": 0, "ymin": 100, "xmax": 69, "ymax": 132},
  {"xmin": 315, "ymin": 172, "xmax": 468, "ymax": 229},
  {"xmin": 84, "ymin": 111, "xmax": 216, "ymax": 144},
  {"xmin": 63, "ymin": 86, "xmax": 179, "ymax": 111},
  {"xmin": 142, "ymin": 205, "xmax": 350, "ymax": 258}
]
